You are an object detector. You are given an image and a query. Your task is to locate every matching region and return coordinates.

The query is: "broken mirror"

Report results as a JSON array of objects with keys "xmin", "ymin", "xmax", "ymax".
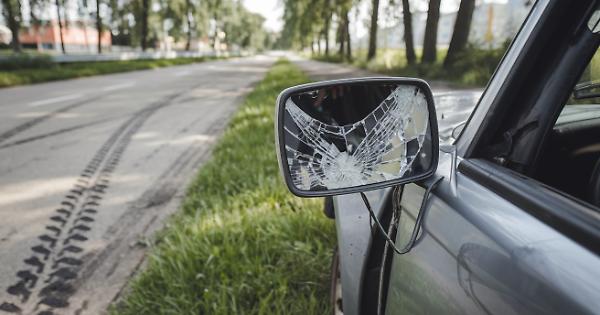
[{"xmin": 276, "ymin": 78, "xmax": 439, "ymax": 197}]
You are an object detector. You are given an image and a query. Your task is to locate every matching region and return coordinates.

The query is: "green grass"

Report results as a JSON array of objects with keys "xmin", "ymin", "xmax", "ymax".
[
  {"xmin": 312, "ymin": 45, "xmax": 507, "ymax": 87},
  {"xmin": 0, "ymin": 56, "xmax": 219, "ymax": 88},
  {"xmin": 112, "ymin": 59, "xmax": 336, "ymax": 315}
]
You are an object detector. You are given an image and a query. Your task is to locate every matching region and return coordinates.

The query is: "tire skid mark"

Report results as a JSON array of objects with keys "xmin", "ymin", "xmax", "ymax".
[
  {"xmin": 78, "ymin": 124, "xmax": 217, "ymax": 287},
  {"xmin": 0, "ymin": 91, "xmax": 182, "ymax": 315},
  {"xmin": 0, "ymin": 118, "xmax": 114, "ymax": 150},
  {"xmin": 65, "ymin": 91, "xmax": 234, "ymax": 310},
  {"xmin": 0, "ymin": 95, "xmax": 105, "ymax": 145}
]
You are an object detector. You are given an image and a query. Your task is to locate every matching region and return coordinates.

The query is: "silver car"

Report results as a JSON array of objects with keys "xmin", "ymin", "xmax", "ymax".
[{"xmin": 275, "ymin": 0, "xmax": 600, "ymax": 314}]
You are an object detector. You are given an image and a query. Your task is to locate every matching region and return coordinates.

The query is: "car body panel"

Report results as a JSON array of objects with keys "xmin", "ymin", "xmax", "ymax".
[
  {"xmin": 385, "ymin": 154, "xmax": 600, "ymax": 315},
  {"xmin": 334, "ymin": 189, "xmax": 388, "ymax": 314}
]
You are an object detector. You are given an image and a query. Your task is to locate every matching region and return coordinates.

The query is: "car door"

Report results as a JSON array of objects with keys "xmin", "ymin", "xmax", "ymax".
[
  {"xmin": 385, "ymin": 161, "xmax": 600, "ymax": 314},
  {"xmin": 384, "ymin": 0, "xmax": 600, "ymax": 314}
]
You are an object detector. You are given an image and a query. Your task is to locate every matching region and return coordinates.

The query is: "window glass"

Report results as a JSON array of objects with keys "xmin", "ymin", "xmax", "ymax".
[
  {"xmin": 554, "ymin": 49, "xmax": 600, "ymax": 126},
  {"xmin": 566, "ymin": 49, "xmax": 600, "ymax": 106},
  {"xmin": 536, "ymin": 48, "xmax": 600, "ymax": 206}
]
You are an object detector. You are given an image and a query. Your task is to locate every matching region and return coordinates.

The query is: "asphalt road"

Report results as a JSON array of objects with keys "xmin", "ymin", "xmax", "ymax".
[{"xmin": 0, "ymin": 55, "xmax": 275, "ymax": 314}]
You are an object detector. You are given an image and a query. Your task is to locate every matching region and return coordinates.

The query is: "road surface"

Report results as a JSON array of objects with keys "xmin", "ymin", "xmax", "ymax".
[{"xmin": 0, "ymin": 56, "xmax": 274, "ymax": 314}]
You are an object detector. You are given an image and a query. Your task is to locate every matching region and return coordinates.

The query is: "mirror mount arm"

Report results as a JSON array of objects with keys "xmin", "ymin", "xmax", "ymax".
[{"xmin": 360, "ymin": 176, "xmax": 444, "ymax": 255}]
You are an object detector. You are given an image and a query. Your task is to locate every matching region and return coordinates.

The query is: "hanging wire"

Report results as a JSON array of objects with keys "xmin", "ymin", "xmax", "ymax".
[{"xmin": 360, "ymin": 176, "xmax": 444, "ymax": 256}]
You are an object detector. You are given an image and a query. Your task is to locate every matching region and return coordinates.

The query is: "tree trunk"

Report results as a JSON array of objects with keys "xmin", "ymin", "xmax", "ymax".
[
  {"xmin": 421, "ymin": 0, "xmax": 440, "ymax": 64},
  {"xmin": 2, "ymin": 0, "xmax": 21, "ymax": 53},
  {"xmin": 444, "ymin": 0, "xmax": 475, "ymax": 68},
  {"xmin": 317, "ymin": 35, "xmax": 321, "ymax": 54},
  {"xmin": 55, "ymin": 0, "xmax": 66, "ymax": 53},
  {"xmin": 96, "ymin": 0, "xmax": 102, "ymax": 53},
  {"xmin": 337, "ymin": 18, "xmax": 345, "ymax": 58},
  {"xmin": 366, "ymin": 0, "xmax": 379, "ymax": 60},
  {"xmin": 185, "ymin": 0, "xmax": 192, "ymax": 51},
  {"xmin": 344, "ymin": 9, "xmax": 351, "ymax": 61},
  {"xmin": 141, "ymin": 0, "xmax": 149, "ymax": 51},
  {"xmin": 324, "ymin": 13, "xmax": 330, "ymax": 56},
  {"xmin": 402, "ymin": 0, "xmax": 415, "ymax": 65}
]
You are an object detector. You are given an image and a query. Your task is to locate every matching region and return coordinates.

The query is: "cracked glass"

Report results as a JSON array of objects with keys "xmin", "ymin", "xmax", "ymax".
[{"xmin": 282, "ymin": 83, "xmax": 433, "ymax": 192}]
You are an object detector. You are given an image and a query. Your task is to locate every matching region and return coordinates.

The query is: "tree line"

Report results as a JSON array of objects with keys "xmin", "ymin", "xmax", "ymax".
[
  {"xmin": 281, "ymin": 0, "xmax": 477, "ymax": 68},
  {"xmin": 1, "ymin": 0, "xmax": 269, "ymax": 54}
]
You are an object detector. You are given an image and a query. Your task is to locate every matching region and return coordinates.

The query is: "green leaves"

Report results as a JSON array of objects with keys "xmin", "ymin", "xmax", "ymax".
[{"xmin": 104, "ymin": 0, "xmax": 268, "ymax": 51}]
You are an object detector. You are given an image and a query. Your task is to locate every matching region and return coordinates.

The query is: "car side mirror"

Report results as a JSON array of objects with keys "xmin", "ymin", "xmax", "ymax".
[{"xmin": 275, "ymin": 78, "xmax": 439, "ymax": 197}]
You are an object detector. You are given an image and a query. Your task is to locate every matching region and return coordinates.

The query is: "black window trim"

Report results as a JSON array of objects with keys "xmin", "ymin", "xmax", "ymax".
[{"xmin": 459, "ymin": 158, "xmax": 600, "ymax": 255}]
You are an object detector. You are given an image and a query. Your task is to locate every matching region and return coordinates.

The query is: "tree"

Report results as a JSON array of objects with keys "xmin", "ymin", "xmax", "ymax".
[
  {"xmin": 76, "ymin": 0, "xmax": 91, "ymax": 51},
  {"xmin": 322, "ymin": 0, "xmax": 332, "ymax": 55},
  {"xmin": 96, "ymin": 0, "xmax": 102, "ymax": 53},
  {"xmin": 55, "ymin": 0, "xmax": 66, "ymax": 53},
  {"xmin": 337, "ymin": 12, "xmax": 345, "ymax": 56},
  {"xmin": 343, "ymin": 7, "xmax": 351, "ymax": 61},
  {"xmin": 160, "ymin": 0, "xmax": 204, "ymax": 51},
  {"xmin": 140, "ymin": 0, "xmax": 149, "ymax": 51},
  {"xmin": 279, "ymin": 0, "xmax": 354, "ymax": 54},
  {"xmin": 280, "ymin": 0, "xmax": 324, "ymax": 51},
  {"xmin": 421, "ymin": 0, "xmax": 440, "ymax": 64},
  {"xmin": 401, "ymin": 0, "xmax": 415, "ymax": 65},
  {"xmin": 366, "ymin": 0, "xmax": 379, "ymax": 60},
  {"xmin": 27, "ymin": 0, "xmax": 44, "ymax": 50},
  {"xmin": 184, "ymin": 0, "xmax": 193, "ymax": 50},
  {"xmin": 206, "ymin": 0, "xmax": 224, "ymax": 50},
  {"xmin": 1, "ymin": 0, "xmax": 21, "ymax": 52},
  {"xmin": 444, "ymin": 0, "xmax": 475, "ymax": 67},
  {"xmin": 222, "ymin": 3, "xmax": 267, "ymax": 50}
]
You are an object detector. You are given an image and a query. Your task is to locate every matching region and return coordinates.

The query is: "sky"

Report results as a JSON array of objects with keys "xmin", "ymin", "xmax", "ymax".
[{"xmin": 244, "ymin": 0, "xmax": 283, "ymax": 32}]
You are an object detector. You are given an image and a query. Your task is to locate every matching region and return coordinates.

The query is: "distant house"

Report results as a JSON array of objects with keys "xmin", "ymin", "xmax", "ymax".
[{"xmin": 19, "ymin": 20, "xmax": 111, "ymax": 53}]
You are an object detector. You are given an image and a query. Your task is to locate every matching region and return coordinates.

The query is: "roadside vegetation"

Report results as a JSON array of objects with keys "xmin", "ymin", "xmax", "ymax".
[
  {"xmin": 311, "ymin": 44, "xmax": 508, "ymax": 87},
  {"xmin": 280, "ymin": 0, "xmax": 525, "ymax": 87},
  {"xmin": 112, "ymin": 59, "xmax": 336, "ymax": 315},
  {"xmin": 0, "ymin": 55, "xmax": 219, "ymax": 88}
]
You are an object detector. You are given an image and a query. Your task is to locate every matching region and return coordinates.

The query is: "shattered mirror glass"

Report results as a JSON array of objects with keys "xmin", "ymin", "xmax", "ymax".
[{"xmin": 278, "ymin": 81, "xmax": 437, "ymax": 195}]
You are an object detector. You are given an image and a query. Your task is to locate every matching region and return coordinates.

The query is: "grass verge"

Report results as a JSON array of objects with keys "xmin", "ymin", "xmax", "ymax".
[
  {"xmin": 0, "ymin": 56, "xmax": 218, "ymax": 88},
  {"xmin": 112, "ymin": 59, "xmax": 336, "ymax": 315}
]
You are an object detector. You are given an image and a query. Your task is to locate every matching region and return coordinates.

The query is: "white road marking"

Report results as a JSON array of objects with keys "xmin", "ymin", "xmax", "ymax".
[
  {"xmin": 29, "ymin": 93, "xmax": 83, "ymax": 107},
  {"xmin": 102, "ymin": 82, "xmax": 136, "ymax": 92}
]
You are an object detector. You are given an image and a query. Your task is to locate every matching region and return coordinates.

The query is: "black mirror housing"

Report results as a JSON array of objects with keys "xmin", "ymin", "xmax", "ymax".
[{"xmin": 275, "ymin": 77, "xmax": 439, "ymax": 197}]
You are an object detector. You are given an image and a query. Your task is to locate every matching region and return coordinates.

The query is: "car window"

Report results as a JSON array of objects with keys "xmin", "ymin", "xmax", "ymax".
[
  {"xmin": 556, "ymin": 48, "xmax": 600, "ymax": 126},
  {"xmin": 563, "ymin": 49, "xmax": 600, "ymax": 109},
  {"xmin": 535, "ymin": 47, "xmax": 600, "ymax": 207},
  {"xmin": 441, "ymin": 2, "xmax": 536, "ymax": 142}
]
